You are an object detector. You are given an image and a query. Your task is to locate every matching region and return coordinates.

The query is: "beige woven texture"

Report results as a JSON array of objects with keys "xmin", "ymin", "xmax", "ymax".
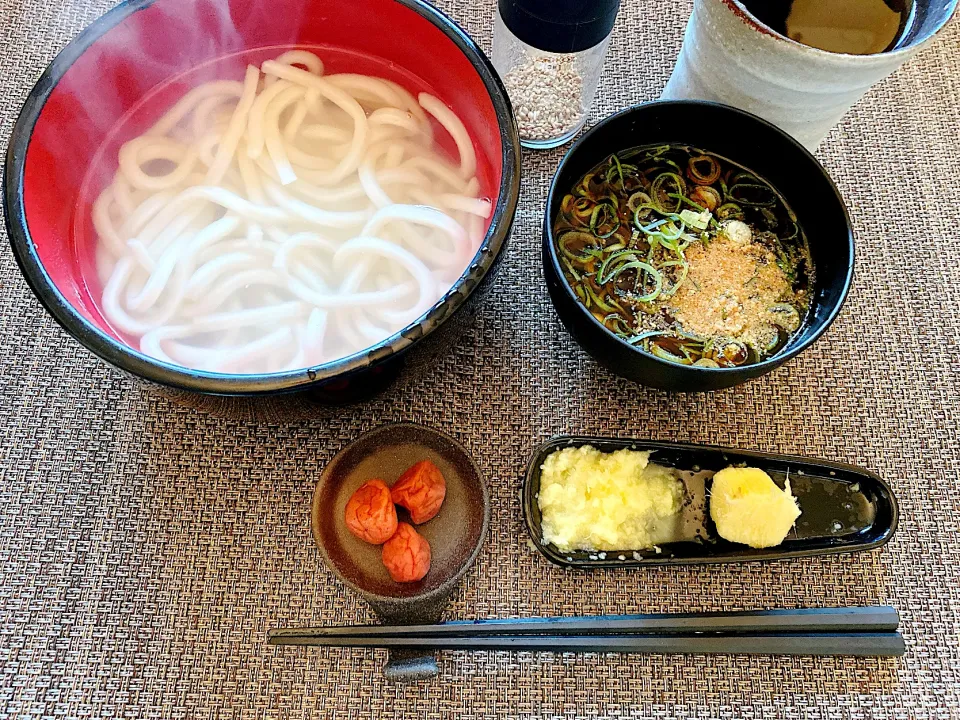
[{"xmin": 2, "ymin": 0, "xmax": 959, "ymax": 717}]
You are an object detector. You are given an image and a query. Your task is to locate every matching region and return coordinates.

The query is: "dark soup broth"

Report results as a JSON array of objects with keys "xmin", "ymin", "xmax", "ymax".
[{"xmin": 554, "ymin": 145, "xmax": 815, "ymax": 368}]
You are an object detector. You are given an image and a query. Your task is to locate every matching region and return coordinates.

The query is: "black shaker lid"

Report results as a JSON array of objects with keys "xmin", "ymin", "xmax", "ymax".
[{"xmin": 498, "ymin": 0, "xmax": 621, "ymax": 54}]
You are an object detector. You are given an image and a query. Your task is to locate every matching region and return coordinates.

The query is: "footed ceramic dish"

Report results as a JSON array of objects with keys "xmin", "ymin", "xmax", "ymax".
[
  {"xmin": 523, "ymin": 436, "xmax": 898, "ymax": 569},
  {"xmin": 313, "ymin": 423, "xmax": 490, "ymax": 681}
]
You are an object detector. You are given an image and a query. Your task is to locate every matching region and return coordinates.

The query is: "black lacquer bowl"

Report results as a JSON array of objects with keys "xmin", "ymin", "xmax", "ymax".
[
  {"xmin": 4, "ymin": 0, "xmax": 520, "ymax": 418},
  {"xmin": 543, "ymin": 101, "xmax": 854, "ymax": 392},
  {"xmin": 523, "ymin": 436, "xmax": 898, "ymax": 569}
]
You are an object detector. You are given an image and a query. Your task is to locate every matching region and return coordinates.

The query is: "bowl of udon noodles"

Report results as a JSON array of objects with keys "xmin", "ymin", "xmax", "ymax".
[
  {"xmin": 5, "ymin": 0, "xmax": 520, "ymax": 417},
  {"xmin": 543, "ymin": 101, "xmax": 854, "ymax": 392}
]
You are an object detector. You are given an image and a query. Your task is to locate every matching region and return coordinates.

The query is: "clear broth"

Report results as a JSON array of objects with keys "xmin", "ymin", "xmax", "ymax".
[{"xmin": 74, "ymin": 45, "xmax": 495, "ymax": 360}]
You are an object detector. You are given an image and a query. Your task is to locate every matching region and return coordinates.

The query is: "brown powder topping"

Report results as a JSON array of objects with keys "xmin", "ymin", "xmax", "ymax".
[{"xmin": 668, "ymin": 234, "xmax": 790, "ymax": 349}]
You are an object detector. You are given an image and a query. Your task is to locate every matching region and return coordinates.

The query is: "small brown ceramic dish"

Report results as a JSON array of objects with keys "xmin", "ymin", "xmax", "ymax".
[{"xmin": 312, "ymin": 422, "xmax": 489, "ymax": 680}]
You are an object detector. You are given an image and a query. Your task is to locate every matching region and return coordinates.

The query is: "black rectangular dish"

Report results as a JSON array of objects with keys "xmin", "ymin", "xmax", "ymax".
[{"xmin": 522, "ymin": 437, "xmax": 898, "ymax": 568}]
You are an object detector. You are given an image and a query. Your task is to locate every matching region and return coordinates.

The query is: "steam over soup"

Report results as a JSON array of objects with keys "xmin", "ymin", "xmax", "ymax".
[{"xmin": 91, "ymin": 50, "xmax": 490, "ymax": 374}]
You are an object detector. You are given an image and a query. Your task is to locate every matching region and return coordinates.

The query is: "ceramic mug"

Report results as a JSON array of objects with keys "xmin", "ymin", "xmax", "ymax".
[{"xmin": 662, "ymin": 0, "xmax": 958, "ymax": 149}]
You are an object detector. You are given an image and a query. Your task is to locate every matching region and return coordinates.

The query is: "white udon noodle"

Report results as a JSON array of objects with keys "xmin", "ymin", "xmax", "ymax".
[{"xmin": 93, "ymin": 50, "xmax": 491, "ymax": 374}]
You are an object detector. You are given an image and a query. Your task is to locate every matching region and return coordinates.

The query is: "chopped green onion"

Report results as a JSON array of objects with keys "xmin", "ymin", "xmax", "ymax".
[
  {"xmin": 690, "ymin": 186, "xmax": 722, "ymax": 213},
  {"xmin": 716, "ymin": 202, "xmax": 744, "ymax": 221},
  {"xmin": 561, "ymin": 257, "xmax": 582, "ymax": 281},
  {"xmin": 650, "ymin": 172, "xmax": 687, "ymax": 214},
  {"xmin": 728, "ymin": 183, "xmax": 777, "ymax": 207},
  {"xmin": 584, "ymin": 283, "xmax": 618, "ymax": 313},
  {"xmin": 659, "ymin": 259, "xmax": 689, "ymax": 297},
  {"xmin": 679, "ymin": 208, "xmax": 712, "ymax": 230},
  {"xmin": 558, "ymin": 231, "xmax": 600, "ymax": 261},
  {"xmin": 663, "ymin": 159, "xmax": 684, "ymax": 176},
  {"xmin": 619, "ymin": 330, "xmax": 658, "ymax": 346},
  {"xmin": 643, "ymin": 145, "xmax": 671, "ymax": 161},
  {"xmin": 575, "ymin": 172, "xmax": 596, "ymax": 197},
  {"xmin": 637, "ymin": 217, "xmax": 668, "ymax": 235},
  {"xmin": 607, "ymin": 155, "xmax": 624, "ymax": 186},
  {"xmin": 670, "ymin": 194, "xmax": 708, "ymax": 213},
  {"xmin": 605, "ymin": 260, "xmax": 653, "ymax": 286},
  {"xmin": 596, "ymin": 249, "xmax": 640, "ymax": 284},
  {"xmin": 658, "ymin": 221, "xmax": 684, "ymax": 242},
  {"xmin": 631, "ymin": 263, "xmax": 663, "ymax": 302},
  {"xmin": 627, "ymin": 191, "xmax": 653, "ymax": 214},
  {"xmin": 648, "ymin": 341, "xmax": 692, "ymax": 365},
  {"xmin": 589, "ymin": 203, "xmax": 620, "ymax": 239},
  {"xmin": 687, "ymin": 154, "xmax": 722, "ymax": 185},
  {"xmin": 602, "ymin": 312, "xmax": 633, "ymax": 335}
]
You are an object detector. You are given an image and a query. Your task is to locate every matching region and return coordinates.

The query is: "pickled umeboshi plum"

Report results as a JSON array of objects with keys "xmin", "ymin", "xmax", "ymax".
[
  {"xmin": 381, "ymin": 522, "xmax": 431, "ymax": 582},
  {"xmin": 391, "ymin": 460, "xmax": 447, "ymax": 524},
  {"xmin": 344, "ymin": 479, "xmax": 397, "ymax": 544}
]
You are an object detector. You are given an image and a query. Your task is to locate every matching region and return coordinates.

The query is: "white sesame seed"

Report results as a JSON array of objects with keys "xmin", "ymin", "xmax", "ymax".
[{"xmin": 501, "ymin": 54, "xmax": 587, "ymax": 143}]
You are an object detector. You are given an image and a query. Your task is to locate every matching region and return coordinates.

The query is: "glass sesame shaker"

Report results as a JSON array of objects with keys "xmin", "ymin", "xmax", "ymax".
[{"xmin": 492, "ymin": 0, "xmax": 621, "ymax": 149}]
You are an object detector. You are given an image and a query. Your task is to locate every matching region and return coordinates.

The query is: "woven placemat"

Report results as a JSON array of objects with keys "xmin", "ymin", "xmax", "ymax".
[{"xmin": 2, "ymin": 0, "xmax": 959, "ymax": 718}]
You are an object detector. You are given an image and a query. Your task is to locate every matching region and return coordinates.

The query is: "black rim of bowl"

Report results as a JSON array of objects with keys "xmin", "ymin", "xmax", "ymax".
[
  {"xmin": 311, "ymin": 422, "xmax": 490, "ymax": 606},
  {"xmin": 544, "ymin": 99, "xmax": 855, "ymax": 375},
  {"xmin": 3, "ymin": 0, "xmax": 521, "ymax": 395}
]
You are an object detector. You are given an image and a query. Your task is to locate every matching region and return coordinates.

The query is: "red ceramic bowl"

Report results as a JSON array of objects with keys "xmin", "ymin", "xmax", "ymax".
[{"xmin": 4, "ymin": 0, "xmax": 520, "ymax": 416}]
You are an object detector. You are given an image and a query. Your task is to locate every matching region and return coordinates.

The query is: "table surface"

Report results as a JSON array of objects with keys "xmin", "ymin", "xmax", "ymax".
[{"xmin": 2, "ymin": 1, "xmax": 959, "ymax": 718}]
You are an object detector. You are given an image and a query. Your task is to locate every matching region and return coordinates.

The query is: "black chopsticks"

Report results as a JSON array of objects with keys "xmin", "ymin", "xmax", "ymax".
[
  {"xmin": 268, "ymin": 606, "xmax": 905, "ymax": 657},
  {"xmin": 272, "ymin": 606, "xmax": 899, "ymax": 637},
  {"xmin": 269, "ymin": 633, "xmax": 903, "ymax": 656}
]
